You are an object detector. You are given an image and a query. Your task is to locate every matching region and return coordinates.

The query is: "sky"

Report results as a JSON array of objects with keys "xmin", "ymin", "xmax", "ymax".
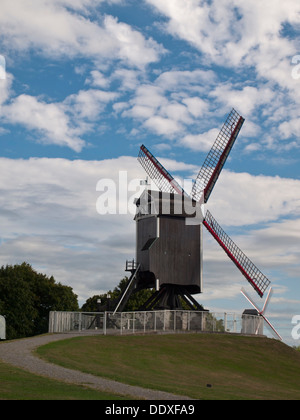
[{"xmin": 0, "ymin": 0, "xmax": 299, "ymax": 345}]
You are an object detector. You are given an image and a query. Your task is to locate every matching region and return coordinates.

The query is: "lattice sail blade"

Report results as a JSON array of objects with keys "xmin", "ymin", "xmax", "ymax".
[
  {"xmin": 192, "ymin": 109, "xmax": 245, "ymax": 203},
  {"xmin": 260, "ymin": 314, "xmax": 283, "ymax": 341},
  {"xmin": 240, "ymin": 288, "xmax": 282, "ymax": 340},
  {"xmin": 240, "ymin": 288, "xmax": 261, "ymax": 312},
  {"xmin": 261, "ymin": 287, "xmax": 273, "ymax": 314},
  {"xmin": 203, "ymin": 211, "xmax": 271, "ymax": 297},
  {"xmin": 138, "ymin": 144, "xmax": 186, "ymax": 196}
]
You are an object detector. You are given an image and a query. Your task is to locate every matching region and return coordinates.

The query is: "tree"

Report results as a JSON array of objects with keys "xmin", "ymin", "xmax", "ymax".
[
  {"xmin": 81, "ymin": 277, "xmax": 154, "ymax": 312},
  {"xmin": 81, "ymin": 295, "xmax": 107, "ymax": 312},
  {"xmin": 0, "ymin": 269, "xmax": 37, "ymax": 339},
  {"xmin": 0, "ymin": 262, "xmax": 79, "ymax": 339}
]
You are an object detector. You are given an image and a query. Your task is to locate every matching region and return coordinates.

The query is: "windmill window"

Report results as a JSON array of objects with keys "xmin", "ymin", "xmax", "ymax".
[{"xmin": 141, "ymin": 237, "xmax": 157, "ymax": 251}]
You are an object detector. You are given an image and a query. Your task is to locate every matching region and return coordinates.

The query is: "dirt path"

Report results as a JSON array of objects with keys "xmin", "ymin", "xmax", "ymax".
[{"xmin": 0, "ymin": 332, "xmax": 191, "ymax": 400}]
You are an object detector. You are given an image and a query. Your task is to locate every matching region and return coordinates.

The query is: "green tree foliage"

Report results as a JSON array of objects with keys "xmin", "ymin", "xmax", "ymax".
[
  {"xmin": 0, "ymin": 262, "xmax": 79, "ymax": 339},
  {"xmin": 81, "ymin": 277, "xmax": 154, "ymax": 312}
]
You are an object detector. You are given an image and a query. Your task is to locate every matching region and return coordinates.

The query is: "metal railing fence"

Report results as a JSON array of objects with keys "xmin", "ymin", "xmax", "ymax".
[{"xmin": 49, "ymin": 310, "xmax": 263, "ymax": 336}]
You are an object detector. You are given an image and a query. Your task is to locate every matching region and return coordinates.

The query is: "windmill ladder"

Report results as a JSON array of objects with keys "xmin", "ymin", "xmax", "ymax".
[{"xmin": 113, "ymin": 264, "xmax": 141, "ymax": 315}]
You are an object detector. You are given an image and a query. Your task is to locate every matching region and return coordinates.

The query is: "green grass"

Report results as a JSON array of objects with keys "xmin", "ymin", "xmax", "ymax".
[
  {"xmin": 37, "ymin": 333, "xmax": 300, "ymax": 400},
  {"xmin": 0, "ymin": 359, "xmax": 127, "ymax": 400}
]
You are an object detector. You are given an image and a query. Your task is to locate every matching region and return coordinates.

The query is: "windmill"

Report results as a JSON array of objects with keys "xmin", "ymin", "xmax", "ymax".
[
  {"xmin": 114, "ymin": 109, "xmax": 271, "ymax": 313},
  {"xmin": 241, "ymin": 287, "xmax": 282, "ymax": 340}
]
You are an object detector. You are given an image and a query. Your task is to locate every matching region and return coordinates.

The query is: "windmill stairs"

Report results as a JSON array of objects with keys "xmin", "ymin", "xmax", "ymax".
[{"xmin": 112, "ymin": 261, "xmax": 141, "ymax": 315}]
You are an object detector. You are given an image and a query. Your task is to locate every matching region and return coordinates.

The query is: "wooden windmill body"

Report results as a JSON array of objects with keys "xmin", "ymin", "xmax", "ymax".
[{"xmin": 133, "ymin": 189, "xmax": 203, "ymax": 309}]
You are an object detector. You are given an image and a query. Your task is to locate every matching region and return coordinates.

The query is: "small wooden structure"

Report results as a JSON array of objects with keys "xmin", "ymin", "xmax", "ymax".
[{"xmin": 241, "ymin": 309, "xmax": 263, "ymax": 336}]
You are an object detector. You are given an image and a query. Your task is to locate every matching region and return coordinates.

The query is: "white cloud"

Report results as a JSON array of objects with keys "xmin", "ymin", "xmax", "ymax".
[
  {"xmin": 63, "ymin": 88, "xmax": 118, "ymax": 121},
  {"xmin": 146, "ymin": 0, "xmax": 300, "ymax": 71},
  {"xmin": 182, "ymin": 97, "xmax": 209, "ymax": 118},
  {"xmin": 121, "ymin": 83, "xmax": 170, "ymax": 130},
  {"xmin": 209, "ymin": 84, "xmax": 275, "ymax": 117},
  {"xmin": 207, "ymin": 170, "xmax": 300, "ymax": 226},
  {"xmin": 112, "ymin": 69, "xmax": 142, "ymax": 91},
  {"xmin": 145, "ymin": 0, "xmax": 300, "ymax": 154},
  {"xmin": 3, "ymin": 94, "xmax": 86, "ymax": 152},
  {"xmin": 1, "ymin": 0, "xmax": 299, "ymax": 156},
  {"xmin": 0, "ymin": 0, "xmax": 164, "ymax": 68},
  {"xmin": 131, "ymin": 84, "xmax": 168, "ymax": 110},
  {"xmin": 279, "ymin": 118, "xmax": 300, "ymax": 144},
  {"xmin": 1, "ymin": 87, "xmax": 118, "ymax": 152},
  {"xmin": 103, "ymin": 15, "xmax": 165, "ymax": 69},
  {"xmin": 144, "ymin": 115, "xmax": 183, "ymax": 137},
  {"xmin": 121, "ymin": 70, "xmax": 218, "ymax": 140},
  {"xmin": 157, "ymin": 157, "xmax": 197, "ymax": 174},
  {"xmin": 181, "ymin": 128, "xmax": 219, "ymax": 152},
  {"xmin": 160, "ymin": 103, "xmax": 192, "ymax": 125},
  {"xmin": 251, "ymin": 218, "xmax": 300, "ymax": 269},
  {"xmin": 86, "ymin": 70, "xmax": 111, "ymax": 89},
  {"xmin": 146, "ymin": 0, "xmax": 228, "ymax": 57},
  {"xmin": 155, "ymin": 69, "xmax": 216, "ymax": 91},
  {"xmin": 0, "ymin": 73, "xmax": 13, "ymax": 107}
]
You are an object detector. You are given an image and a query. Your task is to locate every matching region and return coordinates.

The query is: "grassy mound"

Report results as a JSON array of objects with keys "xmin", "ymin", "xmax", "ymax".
[{"xmin": 37, "ymin": 333, "xmax": 300, "ymax": 400}]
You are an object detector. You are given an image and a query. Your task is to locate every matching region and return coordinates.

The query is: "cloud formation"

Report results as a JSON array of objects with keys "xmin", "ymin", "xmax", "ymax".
[
  {"xmin": 145, "ymin": 0, "xmax": 300, "ymax": 150},
  {"xmin": 0, "ymin": 0, "xmax": 164, "ymax": 68},
  {"xmin": 0, "ymin": 156, "xmax": 298, "ymax": 308},
  {"xmin": 0, "ymin": 0, "xmax": 299, "ymax": 155}
]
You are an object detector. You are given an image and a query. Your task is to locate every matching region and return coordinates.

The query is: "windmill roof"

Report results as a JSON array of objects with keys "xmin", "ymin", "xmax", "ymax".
[{"xmin": 135, "ymin": 189, "xmax": 203, "ymax": 220}]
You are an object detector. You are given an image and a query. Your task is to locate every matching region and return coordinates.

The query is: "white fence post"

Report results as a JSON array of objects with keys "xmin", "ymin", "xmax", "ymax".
[
  {"xmin": 104, "ymin": 312, "xmax": 107, "ymax": 335},
  {"xmin": 79, "ymin": 312, "xmax": 82, "ymax": 331}
]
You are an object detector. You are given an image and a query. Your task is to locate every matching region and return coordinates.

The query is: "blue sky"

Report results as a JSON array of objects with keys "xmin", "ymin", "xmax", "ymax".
[{"xmin": 0, "ymin": 0, "xmax": 299, "ymax": 344}]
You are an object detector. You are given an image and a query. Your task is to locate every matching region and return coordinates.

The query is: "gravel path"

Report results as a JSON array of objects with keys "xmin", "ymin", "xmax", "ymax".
[{"xmin": 0, "ymin": 332, "xmax": 191, "ymax": 400}]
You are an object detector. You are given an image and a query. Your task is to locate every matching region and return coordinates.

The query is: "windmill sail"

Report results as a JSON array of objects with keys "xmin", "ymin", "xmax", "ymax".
[
  {"xmin": 203, "ymin": 210, "xmax": 271, "ymax": 297},
  {"xmin": 138, "ymin": 144, "xmax": 187, "ymax": 196},
  {"xmin": 192, "ymin": 109, "xmax": 245, "ymax": 203}
]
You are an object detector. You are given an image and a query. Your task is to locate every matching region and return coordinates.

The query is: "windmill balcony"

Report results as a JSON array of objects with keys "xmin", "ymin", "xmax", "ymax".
[{"xmin": 126, "ymin": 259, "xmax": 137, "ymax": 272}]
